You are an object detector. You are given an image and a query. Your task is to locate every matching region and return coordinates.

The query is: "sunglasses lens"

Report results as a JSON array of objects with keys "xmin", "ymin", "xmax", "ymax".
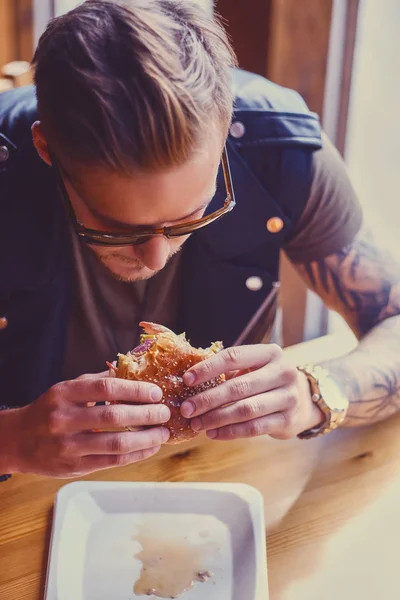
[
  {"xmin": 78, "ymin": 196, "xmax": 234, "ymax": 246},
  {"xmin": 131, "ymin": 236, "xmax": 152, "ymax": 246},
  {"xmin": 82, "ymin": 234, "xmax": 156, "ymax": 246},
  {"xmin": 167, "ymin": 217, "xmax": 220, "ymax": 238},
  {"xmin": 167, "ymin": 226, "xmax": 196, "ymax": 238}
]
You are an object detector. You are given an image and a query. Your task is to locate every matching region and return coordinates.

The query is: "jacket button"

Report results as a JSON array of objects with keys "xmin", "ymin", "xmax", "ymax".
[
  {"xmin": 0, "ymin": 317, "xmax": 8, "ymax": 331},
  {"xmin": 266, "ymin": 217, "xmax": 284, "ymax": 233},
  {"xmin": 0, "ymin": 146, "xmax": 10, "ymax": 163},
  {"xmin": 229, "ymin": 121, "xmax": 246, "ymax": 139},
  {"xmin": 246, "ymin": 276, "xmax": 263, "ymax": 292}
]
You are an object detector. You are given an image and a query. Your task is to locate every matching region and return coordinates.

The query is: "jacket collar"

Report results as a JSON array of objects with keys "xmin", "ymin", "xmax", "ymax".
[{"xmin": 196, "ymin": 138, "xmax": 289, "ymax": 260}]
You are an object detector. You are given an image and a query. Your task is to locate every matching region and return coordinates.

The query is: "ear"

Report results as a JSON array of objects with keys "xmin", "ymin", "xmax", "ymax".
[{"xmin": 32, "ymin": 121, "xmax": 52, "ymax": 166}]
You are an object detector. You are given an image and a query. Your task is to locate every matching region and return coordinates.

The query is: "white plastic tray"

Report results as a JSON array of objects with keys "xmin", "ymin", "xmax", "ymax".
[{"xmin": 44, "ymin": 481, "xmax": 269, "ymax": 600}]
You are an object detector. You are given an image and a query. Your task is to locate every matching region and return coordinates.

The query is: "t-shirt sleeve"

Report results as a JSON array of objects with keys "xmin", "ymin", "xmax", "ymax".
[{"xmin": 284, "ymin": 131, "xmax": 363, "ymax": 264}]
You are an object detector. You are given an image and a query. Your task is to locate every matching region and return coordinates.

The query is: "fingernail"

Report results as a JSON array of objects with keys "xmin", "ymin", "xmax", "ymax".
[
  {"xmin": 181, "ymin": 401, "xmax": 195, "ymax": 418},
  {"xmin": 151, "ymin": 387, "xmax": 163, "ymax": 401},
  {"xmin": 191, "ymin": 417, "xmax": 202, "ymax": 432},
  {"xmin": 161, "ymin": 427, "xmax": 170, "ymax": 442},
  {"xmin": 184, "ymin": 372, "xmax": 196, "ymax": 386},
  {"xmin": 207, "ymin": 430, "xmax": 218, "ymax": 439},
  {"xmin": 160, "ymin": 406, "xmax": 171, "ymax": 422}
]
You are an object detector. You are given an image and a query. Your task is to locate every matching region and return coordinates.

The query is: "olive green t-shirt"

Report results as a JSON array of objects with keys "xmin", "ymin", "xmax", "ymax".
[{"xmin": 63, "ymin": 133, "xmax": 363, "ymax": 379}]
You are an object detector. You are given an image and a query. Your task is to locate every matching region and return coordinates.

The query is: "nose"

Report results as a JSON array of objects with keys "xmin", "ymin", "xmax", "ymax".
[{"xmin": 134, "ymin": 235, "xmax": 171, "ymax": 271}]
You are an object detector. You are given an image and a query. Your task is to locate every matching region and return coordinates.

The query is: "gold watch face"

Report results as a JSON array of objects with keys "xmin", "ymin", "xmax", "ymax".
[{"xmin": 318, "ymin": 377, "xmax": 348, "ymax": 413}]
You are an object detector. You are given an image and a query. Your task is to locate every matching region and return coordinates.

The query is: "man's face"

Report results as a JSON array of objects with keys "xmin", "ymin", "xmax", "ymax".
[{"xmin": 57, "ymin": 138, "xmax": 223, "ymax": 282}]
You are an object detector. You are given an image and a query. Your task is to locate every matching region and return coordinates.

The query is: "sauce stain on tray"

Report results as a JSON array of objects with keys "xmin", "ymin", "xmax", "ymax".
[{"xmin": 133, "ymin": 525, "xmax": 217, "ymax": 598}]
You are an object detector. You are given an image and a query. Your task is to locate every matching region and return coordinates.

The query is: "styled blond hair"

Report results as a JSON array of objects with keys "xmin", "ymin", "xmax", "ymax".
[{"xmin": 33, "ymin": 0, "xmax": 236, "ymax": 174}]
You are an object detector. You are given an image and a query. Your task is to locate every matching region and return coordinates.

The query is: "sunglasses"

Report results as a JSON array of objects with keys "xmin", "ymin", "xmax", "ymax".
[{"xmin": 52, "ymin": 146, "xmax": 236, "ymax": 247}]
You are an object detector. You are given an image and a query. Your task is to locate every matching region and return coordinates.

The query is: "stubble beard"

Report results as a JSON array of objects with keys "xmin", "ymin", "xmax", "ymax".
[{"xmin": 95, "ymin": 246, "xmax": 182, "ymax": 282}]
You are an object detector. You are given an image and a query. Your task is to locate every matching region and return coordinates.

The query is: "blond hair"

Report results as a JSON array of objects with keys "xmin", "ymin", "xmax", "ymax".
[{"xmin": 33, "ymin": 0, "xmax": 237, "ymax": 174}]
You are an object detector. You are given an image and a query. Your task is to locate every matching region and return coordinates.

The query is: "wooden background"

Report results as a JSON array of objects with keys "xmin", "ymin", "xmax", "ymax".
[
  {"xmin": 217, "ymin": 0, "xmax": 334, "ymax": 115},
  {"xmin": 0, "ymin": 0, "xmax": 33, "ymax": 91},
  {"xmin": 0, "ymin": 0, "xmax": 33, "ymax": 68}
]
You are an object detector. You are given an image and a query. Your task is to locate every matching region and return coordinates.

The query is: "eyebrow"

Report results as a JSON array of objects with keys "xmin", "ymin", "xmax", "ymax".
[
  {"xmin": 55, "ymin": 154, "xmax": 219, "ymax": 231},
  {"xmin": 85, "ymin": 187, "xmax": 217, "ymax": 231}
]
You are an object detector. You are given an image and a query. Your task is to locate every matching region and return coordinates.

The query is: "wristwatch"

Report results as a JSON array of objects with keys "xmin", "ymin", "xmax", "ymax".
[
  {"xmin": 296, "ymin": 364, "xmax": 349, "ymax": 439},
  {"xmin": 0, "ymin": 405, "xmax": 12, "ymax": 482}
]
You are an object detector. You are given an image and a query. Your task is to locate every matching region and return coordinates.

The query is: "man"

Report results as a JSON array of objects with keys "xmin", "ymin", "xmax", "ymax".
[{"xmin": 0, "ymin": 0, "xmax": 399, "ymax": 480}]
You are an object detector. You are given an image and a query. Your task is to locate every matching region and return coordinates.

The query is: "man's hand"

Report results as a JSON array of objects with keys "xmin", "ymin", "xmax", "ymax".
[
  {"xmin": 6, "ymin": 373, "xmax": 170, "ymax": 477},
  {"xmin": 181, "ymin": 345, "xmax": 324, "ymax": 441}
]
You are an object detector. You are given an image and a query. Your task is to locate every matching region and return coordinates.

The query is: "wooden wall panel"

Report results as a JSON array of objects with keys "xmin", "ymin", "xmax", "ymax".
[
  {"xmin": 217, "ymin": 0, "xmax": 333, "ymax": 117},
  {"xmin": 0, "ymin": 0, "xmax": 17, "ymax": 68},
  {"xmin": 267, "ymin": 0, "xmax": 334, "ymax": 116},
  {"xmin": 16, "ymin": 0, "xmax": 34, "ymax": 62},
  {"xmin": 216, "ymin": 0, "xmax": 271, "ymax": 76},
  {"xmin": 0, "ymin": 0, "xmax": 33, "ymax": 72}
]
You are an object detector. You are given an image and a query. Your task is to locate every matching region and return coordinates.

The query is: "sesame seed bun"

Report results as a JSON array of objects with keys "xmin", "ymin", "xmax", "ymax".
[{"xmin": 110, "ymin": 322, "xmax": 225, "ymax": 444}]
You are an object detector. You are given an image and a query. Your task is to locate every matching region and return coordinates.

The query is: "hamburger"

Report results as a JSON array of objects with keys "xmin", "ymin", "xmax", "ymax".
[{"xmin": 108, "ymin": 322, "xmax": 225, "ymax": 444}]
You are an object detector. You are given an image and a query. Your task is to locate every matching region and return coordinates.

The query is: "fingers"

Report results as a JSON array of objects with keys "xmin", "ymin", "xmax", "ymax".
[
  {"xmin": 71, "ymin": 426, "xmax": 170, "ymax": 456},
  {"xmin": 53, "ymin": 376, "xmax": 163, "ymax": 406},
  {"xmin": 62, "ymin": 403, "xmax": 171, "ymax": 433},
  {"xmin": 76, "ymin": 372, "xmax": 109, "ymax": 405},
  {"xmin": 190, "ymin": 389, "xmax": 294, "ymax": 432},
  {"xmin": 205, "ymin": 412, "xmax": 291, "ymax": 441},
  {"xmin": 181, "ymin": 361, "xmax": 296, "ymax": 418},
  {"xmin": 183, "ymin": 345, "xmax": 282, "ymax": 387},
  {"xmin": 76, "ymin": 371, "xmax": 110, "ymax": 381},
  {"xmin": 76, "ymin": 445, "xmax": 162, "ymax": 475},
  {"xmin": 179, "ymin": 345, "xmax": 303, "ymax": 444}
]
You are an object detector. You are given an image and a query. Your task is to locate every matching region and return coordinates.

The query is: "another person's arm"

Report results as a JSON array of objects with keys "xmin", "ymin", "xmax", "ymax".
[{"xmin": 0, "ymin": 373, "xmax": 170, "ymax": 478}]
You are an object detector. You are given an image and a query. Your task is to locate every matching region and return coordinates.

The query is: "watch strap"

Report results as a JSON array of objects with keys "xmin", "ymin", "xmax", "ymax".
[{"xmin": 297, "ymin": 365, "xmax": 348, "ymax": 439}]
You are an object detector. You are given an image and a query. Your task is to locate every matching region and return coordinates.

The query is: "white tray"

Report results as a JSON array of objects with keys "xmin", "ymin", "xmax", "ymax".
[{"xmin": 44, "ymin": 481, "xmax": 269, "ymax": 600}]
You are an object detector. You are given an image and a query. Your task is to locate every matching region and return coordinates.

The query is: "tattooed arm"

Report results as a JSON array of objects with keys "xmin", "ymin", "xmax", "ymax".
[{"xmin": 295, "ymin": 227, "xmax": 400, "ymax": 426}]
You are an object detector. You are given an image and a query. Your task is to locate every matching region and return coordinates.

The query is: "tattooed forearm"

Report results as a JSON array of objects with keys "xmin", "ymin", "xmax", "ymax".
[
  {"xmin": 298, "ymin": 228, "xmax": 400, "ymax": 337},
  {"xmin": 295, "ymin": 228, "xmax": 400, "ymax": 426},
  {"xmin": 321, "ymin": 318, "xmax": 400, "ymax": 425}
]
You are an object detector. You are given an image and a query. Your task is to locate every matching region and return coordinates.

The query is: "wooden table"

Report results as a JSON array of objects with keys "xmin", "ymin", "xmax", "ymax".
[{"xmin": 2, "ymin": 333, "xmax": 400, "ymax": 600}]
